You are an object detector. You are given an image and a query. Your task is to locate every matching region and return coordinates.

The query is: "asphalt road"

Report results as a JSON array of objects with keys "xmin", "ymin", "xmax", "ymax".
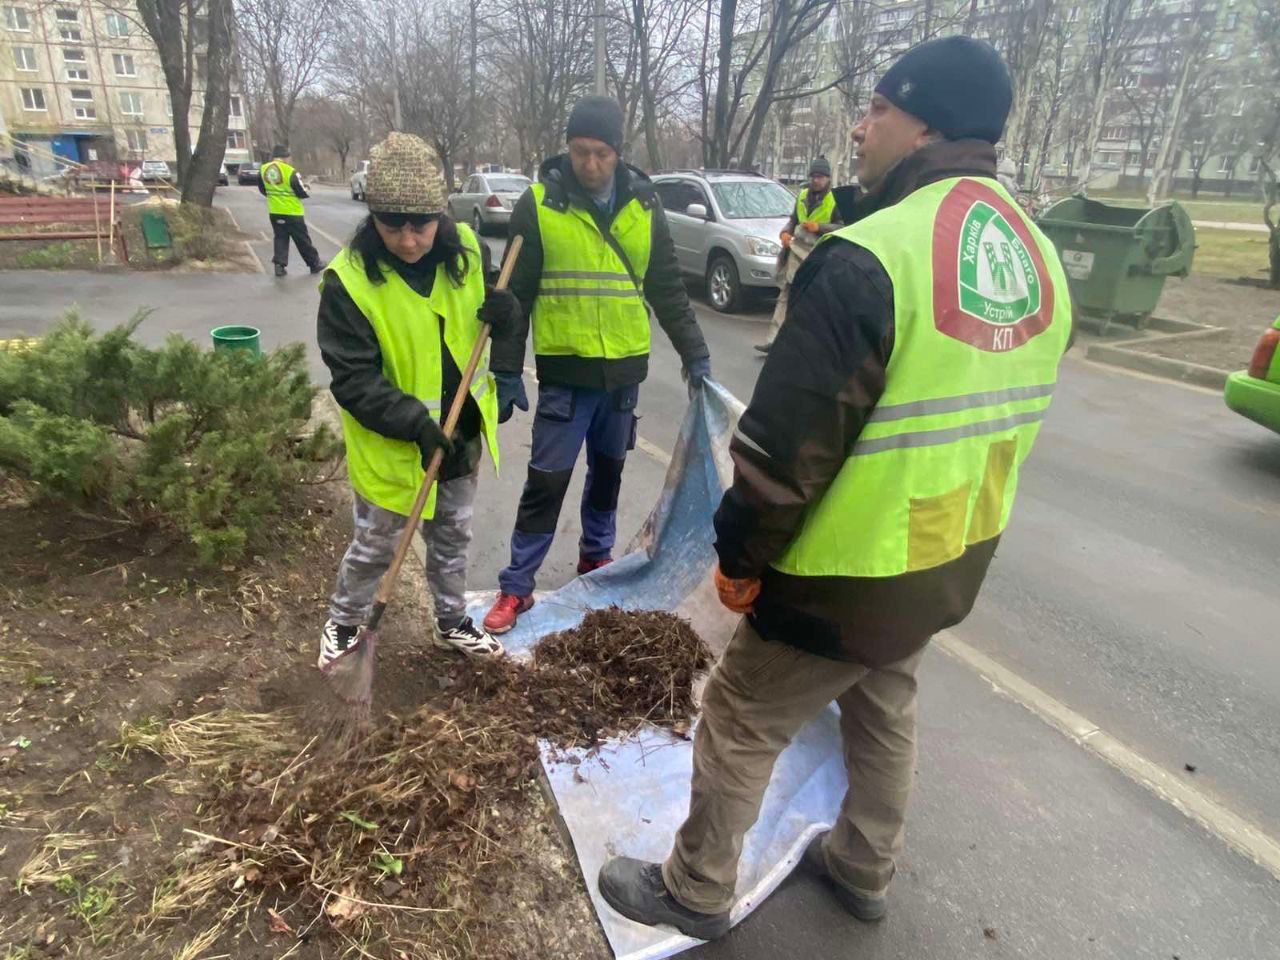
[{"xmin": 3, "ymin": 182, "xmax": 1279, "ymax": 956}]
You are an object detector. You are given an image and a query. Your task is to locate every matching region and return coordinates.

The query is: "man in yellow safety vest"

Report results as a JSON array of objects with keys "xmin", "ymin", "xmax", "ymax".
[
  {"xmin": 258, "ymin": 144, "xmax": 322, "ymax": 277},
  {"xmin": 756, "ymin": 156, "xmax": 845, "ymax": 354},
  {"xmin": 599, "ymin": 36, "xmax": 1072, "ymax": 940}
]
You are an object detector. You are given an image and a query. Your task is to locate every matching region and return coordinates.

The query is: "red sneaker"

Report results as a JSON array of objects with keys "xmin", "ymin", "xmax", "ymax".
[
  {"xmin": 577, "ymin": 556, "xmax": 614, "ymax": 576},
  {"xmin": 483, "ymin": 592, "xmax": 534, "ymax": 634}
]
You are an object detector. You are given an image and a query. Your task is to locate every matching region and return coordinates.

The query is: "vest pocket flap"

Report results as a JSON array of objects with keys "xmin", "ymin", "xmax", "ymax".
[{"xmin": 907, "ymin": 482, "xmax": 971, "ymax": 573}]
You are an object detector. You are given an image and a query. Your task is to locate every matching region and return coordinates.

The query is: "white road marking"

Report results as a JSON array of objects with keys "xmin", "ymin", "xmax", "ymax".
[
  {"xmin": 936, "ymin": 631, "xmax": 1280, "ymax": 882},
  {"xmin": 308, "ymin": 222, "xmax": 345, "ymax": 250}
]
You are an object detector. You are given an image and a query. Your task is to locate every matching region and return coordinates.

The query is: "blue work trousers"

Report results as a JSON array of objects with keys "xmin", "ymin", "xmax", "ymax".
[{"xmin": 498, "ymin": 383, "xmax": 638, "ymax": 596}]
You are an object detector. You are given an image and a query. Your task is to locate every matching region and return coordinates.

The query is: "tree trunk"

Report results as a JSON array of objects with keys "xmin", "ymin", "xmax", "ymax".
[
  {"xmin": 1191, "ymin": 168, "xmax": 1202, "ymax": 199},
  {"xmin": 183, "ymin": 0, "xmax": 233, "ymax": 206},
  {"xmin": 711, "ymin": 0, "xmax": 737, "ymax": 167},
  {"xmin": 137, "ymin": 0, "xmax": 196, "ymax": 186},
  {"xmin": 1270, "ymin": 230, "xmax": 1280, "ymax": 289},
  {"xmin": 634, "ymin": 0, "xmax": 662, "ymax": 171},
  {"xmin": 1147, "ymin": 51, "xmax": 1193, "ymax": 205}
]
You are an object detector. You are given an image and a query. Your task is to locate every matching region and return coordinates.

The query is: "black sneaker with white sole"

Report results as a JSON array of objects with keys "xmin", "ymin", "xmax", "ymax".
[
  {"xmin": 435, "ymin": 616, "xmax": 504, "ymax": 659},
  {"xmin": 318, "ymin": 619, "xmax": 361, "ymax": 670}
]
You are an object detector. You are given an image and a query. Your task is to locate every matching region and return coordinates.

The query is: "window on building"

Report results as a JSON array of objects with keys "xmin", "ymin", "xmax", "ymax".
[
  {"xmin": 12, "ymin": 44, "xmax": 35, "ymax": 70},
  {"xmin": 1224, "ymin": 12, "xmax": 1239, "ymax": 30},
  {"xmin": 1216, "ymin": 41, "xmax": 1234, "ymax": 59},
  {"xmin": 105, "ymin": 12, "xmax": 129, "ymax": 36},
  {"xmin": 20, "ymin": 86, "xmax": 46, "ymax": 111},
  {"xmin": 1217, "ymin": 155, "xmax": 1236, "ymax": 174},
  {"xmin": 66, "ymin": 66, "xmax": 88, "ymax": 80},
  {"xmin": 119, "ymin": 91, "xmax": 144, "ymax": 117},
  {"xmin": 59, "ymin": 26, "xmax": 83, "ymax": 42},
  {"xmin": 63, "ymin": 46, "xmax": 85, "ymax": 62},
  {"xmin": 1119, "ymin": 74, "xmax": 1139, "ymax": 89},
  {"xmin": 73, "ymin": 104, "xmax": 96, "ymax": 119},
  {"xmin": 226, "ymin": 130, "xmax": 247, "ymax": 150},
  {"xmin": 1248, "ymin": 156, "xmax": 1262, "ymax": 174},
  {"xmin": 54, "ymin": 6, "xmax": 77, "ymax": 21},
  {"xmin": 113, "ymin": 53, "xmax": 135, "ymax": 76},
  {"xmin": 1069, "ymin": 5, "xmax": 1080, "ymax": 21},
  {"xmin": 229, "ymin": 95, "xmax": 243, "ymax": 118},
  {"xmin": 125, "ymin": 129, "xmax": 147, "ymax": 152},
  {"xmin": 70, "ymin": 87, "xmax": 92, "ymax": 102},
  {"xmin": 3, "ymin": 4, "xmax": 30, "ymax": 30}
]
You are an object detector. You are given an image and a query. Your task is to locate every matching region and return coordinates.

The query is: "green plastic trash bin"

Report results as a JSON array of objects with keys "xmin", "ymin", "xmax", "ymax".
[
  {"xmin": 140, "ymin": 209, "xmax": 172, "ymax": 255},
  {"xmin": 1037, "ymin": 196, "xmax": 1196, "ymax": 327},
  {"xmin": 211, "ymin": 325, "xmax": 262, "ymax": 355}
]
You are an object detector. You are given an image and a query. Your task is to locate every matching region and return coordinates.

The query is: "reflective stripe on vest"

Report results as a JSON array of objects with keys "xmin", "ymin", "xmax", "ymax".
[
  {"xmin": 262, "ymin": 160, "xmax": 304, "ymax": 217},
  {"xmin": 530, "ymin": 181, "xmax": 652, "ymax": 360},
  {"xmin": 796, "ymin": 188, "xmax": 836, "ymax": 225},
  {"xmin": 326, "ymin": 223, "xmax": 499, "ymax": 519},
  {"xmin": 772, "ymin": 177, "xmax": 1072, "ymax": 579}
]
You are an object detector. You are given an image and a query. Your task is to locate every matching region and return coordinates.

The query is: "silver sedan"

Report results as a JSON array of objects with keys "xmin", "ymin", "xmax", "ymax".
[{"xmin": 447, "ymin": 173, "xmax": 532, "ymax": 235}]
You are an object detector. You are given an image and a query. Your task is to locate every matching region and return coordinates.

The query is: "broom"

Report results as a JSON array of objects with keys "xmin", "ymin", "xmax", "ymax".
[{"xmin": 322, "ymin": 235, "xmax": 523, "ymax": 710}]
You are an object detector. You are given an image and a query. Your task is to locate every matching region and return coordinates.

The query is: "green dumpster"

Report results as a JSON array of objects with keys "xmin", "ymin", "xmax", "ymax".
[
  {"xmin": 1037, "ymin": 196, "xmax": 1196, "ymax": 327},
  {"xmin": 211, "ymin": 325, "xmax": 262, "ymax": 355}
]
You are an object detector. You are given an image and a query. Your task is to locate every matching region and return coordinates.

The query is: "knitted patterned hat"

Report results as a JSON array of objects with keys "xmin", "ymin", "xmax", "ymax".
[{"xmin": 365, "ymin": 132, "xmax": 448, "ymax": 215}]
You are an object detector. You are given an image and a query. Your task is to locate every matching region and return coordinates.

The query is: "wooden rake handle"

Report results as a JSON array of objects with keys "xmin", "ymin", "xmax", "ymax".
[{"xmin": 364, "ymin": 234, "xmax": 523, "ymax": 633}]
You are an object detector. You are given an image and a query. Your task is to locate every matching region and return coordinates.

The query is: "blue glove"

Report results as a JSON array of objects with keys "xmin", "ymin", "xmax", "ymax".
[
  {"xmin": 495, "ymin": 372, "xmax": 529, "ymax": 424},
  {"xmin": 682, "ymin": 357, "xmax": 711, "ymax": 397}
]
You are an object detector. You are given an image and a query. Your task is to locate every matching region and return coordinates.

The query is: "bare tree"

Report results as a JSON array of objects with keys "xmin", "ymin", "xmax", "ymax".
[
  {"xmin": 234, "ymin": 0, "xmax": 338, "ymax": 145},
  {"xmin": 1251, "ymin": 0, "xmax": 1280, "ymax": 285},
  {"xmin": 1077, "ymin": 0, "xmax": 1152, "ymax": 187},
  {"xmin": 120, "ymin": 0, "xmax": 234, "ymax": 203}
]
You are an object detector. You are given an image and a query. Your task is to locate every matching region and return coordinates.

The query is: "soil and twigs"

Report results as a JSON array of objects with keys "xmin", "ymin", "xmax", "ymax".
[
  {"xmin": 1082, "ymin": 273, "xmax": 1280, "ymax": 372},
  {"xmin": 1, "ymin": 476, "xmax": 707, "ymax": 958}
]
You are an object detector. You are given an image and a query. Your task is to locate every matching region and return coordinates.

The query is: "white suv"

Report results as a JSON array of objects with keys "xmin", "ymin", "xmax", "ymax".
[
  {"xmin": 350, "ymin": 160, "xmax": 369, "ymax": 201},
  {"xmin": 652, "ymin": 170, "xmax": 794, "ymax": 313}
]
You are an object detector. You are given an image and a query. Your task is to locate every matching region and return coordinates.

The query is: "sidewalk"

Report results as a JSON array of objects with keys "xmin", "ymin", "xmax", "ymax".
[{"xmin": 688, "ymin": 645, "xmax": 1280, "ymax": 959}]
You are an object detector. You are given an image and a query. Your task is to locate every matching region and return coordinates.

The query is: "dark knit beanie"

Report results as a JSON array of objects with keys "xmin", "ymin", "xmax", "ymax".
[
  {"xmin": 566, "ymin": 96, "xmax": 625, "ymax": 154},
  {"xmin": 809, "ymin": 156, "xmax": 832, "ymax": 177},
  {"xmin": 272, "ymin": 144, "xmax": 290, "ymax": 159},
  {"xmin": 874, "ymin": 37, "xmax": 1012, "ymax": 144}
]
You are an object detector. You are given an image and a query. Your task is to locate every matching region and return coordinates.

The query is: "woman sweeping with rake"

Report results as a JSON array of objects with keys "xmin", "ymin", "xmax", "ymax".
[{"xmin": 317, "ymin": 132, "xmax": 520, "ymax": 670}]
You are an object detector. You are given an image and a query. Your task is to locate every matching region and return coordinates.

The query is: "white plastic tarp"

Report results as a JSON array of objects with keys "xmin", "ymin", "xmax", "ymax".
[{"xmin": 465, "ymin": 382, "xmax": 844, "ymax": 959}]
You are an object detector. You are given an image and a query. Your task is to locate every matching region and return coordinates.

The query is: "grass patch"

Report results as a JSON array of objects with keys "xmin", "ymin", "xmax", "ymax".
[
  {"xmin": 15, "ymin": 242, "xmax": 84, "ymax": 269},
  {"xmin": 1191, "ymin": 228, "xmax": 1273, "ymax": 281},
  {"xmin": 1088, "ymin": 190, "xmax": 1266, "ymax": 225}
]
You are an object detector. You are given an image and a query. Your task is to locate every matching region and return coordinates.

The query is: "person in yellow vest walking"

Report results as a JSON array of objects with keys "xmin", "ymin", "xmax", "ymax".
[
  {"xmin": 599, "ymin": 37, "xmax": 1072, "ymax": 939},
  {"xmin": 259, "ymin": 144, "xmax": 322, "ymax": 277},
  {"xmin": 316, "ymin": 132, "xmax": 520, "ymax": 667},
  {"xmin": 755, "ymin": 156, "xmax": 844, "ymax": 354},
  {"xmin": 481, "ymin": 96, "xmax": 711, "ymax": 635}
]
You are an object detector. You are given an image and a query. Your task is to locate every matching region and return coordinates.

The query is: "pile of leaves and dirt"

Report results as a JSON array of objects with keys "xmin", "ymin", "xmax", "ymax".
[
  {"xmin": 116, "ymin": 608, "xmax": 709, "ymax": 959},
  {"xmin": 1, "ymin": 476, "xmax": 710, "ymax": 960},
  {"xmin": 0, "ymin": 313, "xmax": 340, "ymax": 566}
]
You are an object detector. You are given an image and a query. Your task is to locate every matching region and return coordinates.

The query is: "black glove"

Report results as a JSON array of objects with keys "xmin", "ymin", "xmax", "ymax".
[
  {"xmin": 416, "ymin": 416, "xmax": 454, "ymax": 469},
  {"xmin": 478, "ymin": 286, "xmax": 520, "ymax": 339}
]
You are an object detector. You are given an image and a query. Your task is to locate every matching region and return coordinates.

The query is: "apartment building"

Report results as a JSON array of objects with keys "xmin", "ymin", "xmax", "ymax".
[{"xmin": 0, "ymin": 0, "xmax": 251, "ymax": 176}]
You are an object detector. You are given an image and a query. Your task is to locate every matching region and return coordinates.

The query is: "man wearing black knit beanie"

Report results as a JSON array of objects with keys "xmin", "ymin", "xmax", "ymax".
[{"xmin": 599, "ymin": 37, "xmax": 1074, "ymax": 940}]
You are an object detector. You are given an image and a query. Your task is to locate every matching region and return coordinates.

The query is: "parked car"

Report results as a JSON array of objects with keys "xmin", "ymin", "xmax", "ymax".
[
  {"xmin": 447, "ymin": 173, "xmax": 532, "ymax": 235},
  {"xmin": 350, "ymin": 160, "xmax": 369, "ymax": 201},
  {"xmin": 1224, "ymin": 315, "xmax": 1280, "ymax": 434},
  {"xmin": 238, "ymin": 162, "xmax": 261, "ymax": 186},
  {"xmin": 651, "ymin": 170, "xmax": 793, "ymax": 312},
  {"xmin": 140, "ymin": 159, "xmax": 172, "ymax": 182},
  {"xmin": 217, "ymin": 163, "xmax": 229, "ymax": 186}
]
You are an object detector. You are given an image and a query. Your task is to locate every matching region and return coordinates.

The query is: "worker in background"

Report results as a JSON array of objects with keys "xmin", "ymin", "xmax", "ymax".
[
  {"xmin": 316, "ymin": 132, "xmax": 520, "ymax": 668},
  {"xmin": 259, "ymin": 144, "xmax": 322, "ymax": 278},
  {"xmin": 598, "ymin": 36, "xmax": 1072, "ymax": 939},
  {"xmin": 755, "ymin": 156, "xmax": 843, "ymax": 354},
  {"xmin": 483, "ymin": 95, "xmax": 712, "ymax": 635}
]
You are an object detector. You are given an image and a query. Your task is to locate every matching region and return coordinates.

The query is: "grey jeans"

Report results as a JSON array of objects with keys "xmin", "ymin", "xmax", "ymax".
[{"xmin": 329, "ymin": 474, "xmax": 478, "ymax": 628}]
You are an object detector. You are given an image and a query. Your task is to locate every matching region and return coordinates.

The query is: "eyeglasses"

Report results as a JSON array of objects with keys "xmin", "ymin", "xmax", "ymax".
[{"xmin": 373, "ymin": 211, "xmax": 439, "ymax": 229}]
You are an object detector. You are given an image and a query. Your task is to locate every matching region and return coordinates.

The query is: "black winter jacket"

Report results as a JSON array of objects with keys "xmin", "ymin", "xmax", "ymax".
[
  {"xmin": 714, "ymin": 139, "xmax": 1022, "ymax": 667},
  {"xmin": 489, "ymin": 154, "xmax": 709, "ymax": 391}
]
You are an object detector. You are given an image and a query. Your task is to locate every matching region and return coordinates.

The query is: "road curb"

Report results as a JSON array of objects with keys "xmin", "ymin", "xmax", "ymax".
[{"xmin": 1079, "ymin": 315, "xmax": 1233, "ymax": 391}]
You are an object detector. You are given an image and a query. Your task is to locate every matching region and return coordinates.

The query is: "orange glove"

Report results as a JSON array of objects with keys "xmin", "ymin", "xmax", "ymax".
[
  {"xmin": 802, "ymin": 220, "xmax": 820, "ymax": 233},
  {"xmin": 779, "ymin": 231, "xmax": 792, "ymax": 249},
  {"xmin": 715, "ymin": 566, "xmax": 762, "ymax": 615}
]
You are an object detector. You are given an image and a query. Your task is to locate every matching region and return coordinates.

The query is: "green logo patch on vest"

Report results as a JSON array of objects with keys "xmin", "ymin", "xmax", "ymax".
[
  {"xmin": 264, "ymin": 164, "xmax": 283, "ymax": 185},
  {"xmin": 933, "ymin": 180, "xmax": 1055, "ymax": 353}
]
